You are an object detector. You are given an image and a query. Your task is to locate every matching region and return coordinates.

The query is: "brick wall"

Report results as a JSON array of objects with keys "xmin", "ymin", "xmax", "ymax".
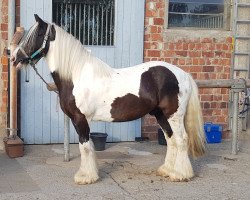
[
  {"xmin": 0, "ymin": 0, "xmax": 20, "ymax": 149},
  {"xmin": 143, "ymin": 0, "xmax": 232, "ymax": 140}
]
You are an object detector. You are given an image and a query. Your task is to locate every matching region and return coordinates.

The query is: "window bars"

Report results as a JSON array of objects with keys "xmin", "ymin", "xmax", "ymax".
[
  {"xmin": 168, "ymin": 0, "xmax": 227, "ymax": 29},
  {"xmin": 53, "ymin": 0, "xmax": 115, "ymax": 46}
]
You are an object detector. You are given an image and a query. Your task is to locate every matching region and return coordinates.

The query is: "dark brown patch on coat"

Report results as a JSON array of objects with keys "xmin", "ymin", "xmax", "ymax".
[
  {"xmin": 111, "ymin": 66, "xmax": 179, "ymax": 135},
  {"xmin": 51, "ymin": 72, "xmax": 90, "ymax": 144}
]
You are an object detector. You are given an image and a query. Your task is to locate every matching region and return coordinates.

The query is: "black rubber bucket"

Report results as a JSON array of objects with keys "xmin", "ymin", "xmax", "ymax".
[
  {"xmin": 90, "ymin": 132, "xmax": 108, "ymax": 151},
  {"xmin": 158, "ymin": 129, "xmax": 167, "ymax": 145}
]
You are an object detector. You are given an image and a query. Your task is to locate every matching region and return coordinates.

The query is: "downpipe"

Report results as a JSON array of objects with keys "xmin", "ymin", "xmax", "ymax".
[{"xmin": 8, "ymin": 0, "xmax": 16, "ymax": 136}]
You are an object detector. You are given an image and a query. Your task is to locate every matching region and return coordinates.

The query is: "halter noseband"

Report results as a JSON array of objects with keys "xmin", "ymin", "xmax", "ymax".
[{"xmin": 19, "ymin": 23, "xmax": 51, "ymax": 64}]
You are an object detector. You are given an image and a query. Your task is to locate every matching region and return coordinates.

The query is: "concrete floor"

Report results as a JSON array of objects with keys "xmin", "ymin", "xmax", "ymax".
[{"xmin": 0, "ymin": 137, "xmax": 250, "ymax": 200}]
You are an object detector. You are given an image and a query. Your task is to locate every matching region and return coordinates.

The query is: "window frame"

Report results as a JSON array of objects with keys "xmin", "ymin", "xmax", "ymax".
[
  {"xmin": 165, "ymin": 0, "xmax": 231, "ymax": 31},
  {"xmin": 52, "ymin": 0, "xmax": 116, "ymax": 47}
]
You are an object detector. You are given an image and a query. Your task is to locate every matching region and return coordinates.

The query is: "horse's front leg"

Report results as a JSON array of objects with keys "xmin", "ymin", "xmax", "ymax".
[{"xmin": 72, "ymin": 113, "xmax": 99, "ymax": 185}]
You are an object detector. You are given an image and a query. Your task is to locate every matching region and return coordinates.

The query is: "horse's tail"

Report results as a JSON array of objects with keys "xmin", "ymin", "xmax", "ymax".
[{"xmin": 185, "ymin": 75, "xmax": 206, "ymax": 158}]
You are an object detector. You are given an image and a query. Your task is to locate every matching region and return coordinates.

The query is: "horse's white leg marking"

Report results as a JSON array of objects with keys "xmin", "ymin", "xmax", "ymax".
[
  {"xmin": 74, "ymin": 140, "xmax": 99, "ymax": 185},
  {"xmin": 167, "ymin": 114, "xmax": 194, "ymax": 181},
  {"xmin": 157, "ymin": 132, "xmax": 177, "ymax": 178}
]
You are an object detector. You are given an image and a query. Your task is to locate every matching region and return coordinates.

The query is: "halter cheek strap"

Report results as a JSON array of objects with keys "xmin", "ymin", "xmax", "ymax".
[{"xmin": 30, "ymin": 24, "xmax": 51, "ymax": 59}]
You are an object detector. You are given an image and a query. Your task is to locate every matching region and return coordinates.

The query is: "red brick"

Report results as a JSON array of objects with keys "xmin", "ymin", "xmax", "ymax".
[
  {"xmin": 144, "ymin": 34, "xmax": 150, "ymax": 41},
  {"xmin": 203, "ymin": 102, "xmax": 210, "ymax": 109},
  {"xmin": 151, "ymin": 26, "xmax": 158, "ymax": 33},
  {"xmin": 201, "ymin": 38, "xmax": 212, "ymax": 43},
  {"xmin": 175, "ymin": 43, "xmax": 183, "ymax": 50},
  {"xmin": 178, "ymin": 58, "xmax": 185, "ymax": 65},
  {"xmin": 175, "ymin": 51, "xmax": 187, "ymax": 57},
  {"xmin": 2, "ymin": 64, "xmax": 8, "ymax": 72},
  {"xmin": 222, "ymin": 44, "xmax": 229, "ymax": 50},
  {"xmin": 151, "ymin": 33, "xmax": 162, "ymax": 41},
  {"xmin": 1, "ymin": 23, "xmax": 8, "ymax": 31},
  {"xmin": 1, "ymin": 106, "xmax": 7, "ymax": 113},
  {"xmin": 147, "ymin": 50, "xmax": 160, "ymax": 57},
  {"xmin": 195, "ymin": 43, "xmax": 201, "ymax": 50},
  {"xmin": 198, "ymin": 58, "xmax": 205, "ymax": 65},
  {"xmin": 209, "ymin": 44, "xmax": 215, "ymax": 51},
  {"xmin": 226, "ymin": 37, "xmax": 232, "ymax": 43},
  {"xmin": 192, "ymin": 58, "xmax": 199, "ymax": 65},
  {"xmin": 1, "ymin": 32, "xmax": 8, "ymax": 40},
  {"xmin": 153, "ymin": 18, "xmax": 164, "ymax": 25},
  {"xmin": 190, "ymin": 66, "xmax": 202, "ymax": 73},
  {"xmin": 201, "ymin": 94, "xmax": 213, "ymax": 101},
  {"xmin": 213, "ymin": 109, "xmax": 222, "ymax": 115},
  {"xmin": 3, "ymin": 81, "xmax": 8, "ymax": 89},
  {"xmin": 211, "ymin": 102, "xmax": 218, "ymax": 109},
  {"xmin": 1, "ymin": 56, "xmax": 8, "ymax": 65},
  {"xmin": 188, "ymin": 43, "xmax": 195, "ymax": 50},
  {"xmin": 202, "ymin": 51, "xmax": 214, "ymax": 58},
  {"xmin": 2, "ymin": 72, "xmax": 8, "ymax": 81},
  {"xmin": 146, "ymin": 9, "xmax": 158, "ymax": 17},
  {"xmin": 165, "ymin": 58, "xmax": 171, "ymax": 63},
  {"xmin": 159, "ymin": 9, "xmax": 165, "ymax": 18},
  {"xmin": 201, "ymin": 43, "xmax": 209, "ymax": 51},
  {"xmin": 216, "ymin": 44, "xmax": 223, "ymax": 50},
  {"xmin": 168, "ymin": 43, "xmax": 174, "ymax": 50},
  {"xmin": 188, "ymin": 51, "xmax": 201, "ymax": 57},
  {"xmin": 164, "ymin": 51, "xmax": 175, "ymax": 57},
  {"xmin": 144, "ymin": 42, "xmax": 151, "ymax": 49},
  {"xmin": 172, "ymin": 58, "xmax": 178, "ymax": 65},
  {"xmin": 183, "ymin": 43, "xmax": 188, "ymax": 50},
  {"xmin": 1, "ymin": 6, "xmax": 8, "ymax": 16},
  {"xmin": 2, "ymin": 15, "xmax": 8, "ymax": 23},
  {"xmin": 220, "ymin": 102, "xmax": 227, "ymax": 108},
  {"xmin": 202, "ymin": 66, "xmax": 214, "ymax": 72},
  {"xmin": 225, "ymin": 53, "xmax": 231, "ymax": 58}
]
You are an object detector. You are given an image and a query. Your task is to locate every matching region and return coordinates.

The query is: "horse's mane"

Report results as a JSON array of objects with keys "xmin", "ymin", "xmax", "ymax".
[{"xmin": 50, "ymin": 24, "xmax": 114, "ymax": 81}]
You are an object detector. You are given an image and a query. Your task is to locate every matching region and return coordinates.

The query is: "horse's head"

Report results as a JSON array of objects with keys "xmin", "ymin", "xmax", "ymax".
[{"xmin": 11, "ymin": 14, "xmax": 55, "ymax": 69}]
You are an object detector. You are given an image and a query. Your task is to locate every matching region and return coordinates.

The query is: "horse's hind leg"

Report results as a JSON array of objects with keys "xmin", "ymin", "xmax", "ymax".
[
  {"xmin": 71, "ymin": 113, "xmax": 99, "ymax": 185},
  {"xmin": 167, "ymin": 113, "xmax": 194, "ymax": 181},
  {"xmin": 155, "ymin": 110, "xmax": 194, "ymax": 181},
  {"xmin": 155, "ymin": 111, "xmax": 177, "ymax": 178}
]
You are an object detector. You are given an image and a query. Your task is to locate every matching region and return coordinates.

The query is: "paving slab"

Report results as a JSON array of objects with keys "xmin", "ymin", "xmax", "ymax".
[{"xmin": 0, "ymin": 139, "xmax": 250, "ymax": 200}]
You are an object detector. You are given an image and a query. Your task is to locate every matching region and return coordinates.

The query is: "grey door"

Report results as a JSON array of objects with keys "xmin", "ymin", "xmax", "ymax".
[{"xmin": 20, "ymin": 0, "xmax": 145, "ymax": 144}]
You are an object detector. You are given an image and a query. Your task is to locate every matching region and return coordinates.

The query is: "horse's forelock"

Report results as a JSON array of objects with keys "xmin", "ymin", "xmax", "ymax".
[{"xmin": 21, "ymin": 23, "xmax": 39, "ymax": 47}]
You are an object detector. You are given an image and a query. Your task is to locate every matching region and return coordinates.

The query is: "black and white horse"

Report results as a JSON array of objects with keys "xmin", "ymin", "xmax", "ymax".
[{"xmin": 12, "ymin": 15, "xmax": 205, "ymax": 184}]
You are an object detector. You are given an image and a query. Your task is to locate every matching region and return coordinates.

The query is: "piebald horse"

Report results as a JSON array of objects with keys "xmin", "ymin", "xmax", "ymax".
[{"xmin": 12, "ymin": 15, "xmax": 205, "ymax": 184}]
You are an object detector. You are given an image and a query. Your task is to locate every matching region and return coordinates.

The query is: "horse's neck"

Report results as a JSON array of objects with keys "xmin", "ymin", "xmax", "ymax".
[{"xmin": 45, "ymin": 26, "xmax": 114, "ymax": 81}]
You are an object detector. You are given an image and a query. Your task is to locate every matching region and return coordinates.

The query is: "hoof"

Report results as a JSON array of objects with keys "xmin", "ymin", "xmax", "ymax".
[
  {"xmin": 168, "ymin": 171, "xmax": 192, "ymax": 182},
  {"xmin": 157, "ymin": 165, "xmax": 170, "ymax": 177},
  {"xmin": 74, "ymin": 174, "xmax": 99, "ymax": 185},
  {"xmin": 157, "ymin": 165, "xmax": 193, "ymax": 182}
]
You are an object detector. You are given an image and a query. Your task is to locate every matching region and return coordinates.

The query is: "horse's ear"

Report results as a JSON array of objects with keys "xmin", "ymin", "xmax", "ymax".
[{"xmin": 34, "ymin": 14, "xmax": 44, "ymax": 24}]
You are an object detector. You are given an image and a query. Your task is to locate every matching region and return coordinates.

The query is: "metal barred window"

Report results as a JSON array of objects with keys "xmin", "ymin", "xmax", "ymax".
[
  {"xmin": 52, "ymin": 0, "xmax": 115, "ymax": 46},
  {"xmin": 168, "ymin": 0, "xmax": 230, "ymax": 29}
]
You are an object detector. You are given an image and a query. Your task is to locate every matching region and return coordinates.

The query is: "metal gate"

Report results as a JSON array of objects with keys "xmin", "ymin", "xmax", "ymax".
[{"xmin": 20, "ymin": 0, "xmax": 145, "ymax": 144}]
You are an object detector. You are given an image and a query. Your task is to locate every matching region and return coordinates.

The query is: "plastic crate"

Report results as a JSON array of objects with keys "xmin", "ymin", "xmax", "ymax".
[{"xmin": 204, "ymin": 122, "xmax": 222, "ymax": 143}]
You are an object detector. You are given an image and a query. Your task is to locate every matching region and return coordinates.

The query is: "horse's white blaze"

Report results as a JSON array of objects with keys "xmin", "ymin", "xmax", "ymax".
[{"xmin": 74, "ymin": 140, "xmax": 99, "ymax": 185}]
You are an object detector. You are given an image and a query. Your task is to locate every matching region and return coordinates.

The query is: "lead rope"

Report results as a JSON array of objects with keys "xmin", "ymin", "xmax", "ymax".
[{"xmin": 30, "ymin": 63, "xmax": 59, "ymax": 94}]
